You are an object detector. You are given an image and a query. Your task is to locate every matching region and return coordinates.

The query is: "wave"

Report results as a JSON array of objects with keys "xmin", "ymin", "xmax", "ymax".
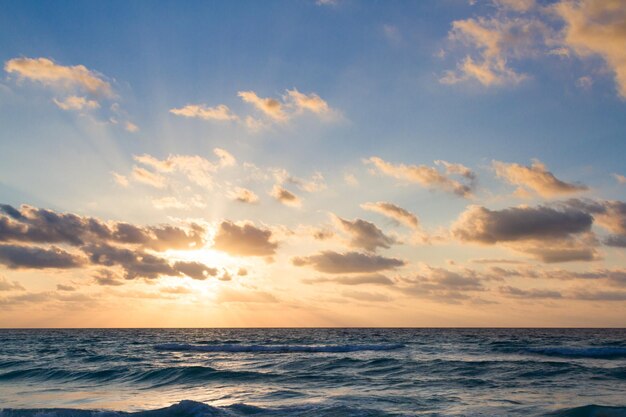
[
  {"xmin": 0, "ymin": 365, "xmax": 273, "ymax": 386},
  {"xmin": 526, "ymin": 347, "xmax": 626, "ymax": 359},
  {"xmin": 0, "ymin": 400, "xmax": 400, "ymax": 417},
  {"xmin": 154, "ymin": 343, "xmax": 405, "ymax": 353},
  {"xmin": 4, "ymin": 401, "xmax": 626, "ymax": 417},
  {"xmin": 547, "ymin": 404, "xmax": 626, "ymax": 417}
]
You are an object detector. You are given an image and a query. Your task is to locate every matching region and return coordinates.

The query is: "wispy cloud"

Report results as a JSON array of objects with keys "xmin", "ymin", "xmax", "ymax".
[
  {"xmin": 169, "ymin": 104, "xmax": 238, "ymax": 121},
  {"xmin": 366, "ymin": 157, "xmax": 475, "ymax": 198}
]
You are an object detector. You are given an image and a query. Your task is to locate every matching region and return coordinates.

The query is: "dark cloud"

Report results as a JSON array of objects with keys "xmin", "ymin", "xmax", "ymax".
[
  {"xmin": 499, "ymin": 286, "xmax": 562, "ymax": 299},
  {"xmin": 0, "ymin": 204, "xmax": 206, "ymax": 251},
  {"xmin": 333, "ymin": 215, "xmax": 395, "ymax": 252},
  {"xmin": 0, "ymin": 204, "xmax": 219, "ymax": 281},
  {"xmin": 292, "ymin": 251, "xmax": 405, "ymax": 274},
  {"xmin": 173, "ymin": 261, "xmax": 218, "ymax": 280},
  {"xmin": 565, "ymin": 199, "xmax": 626, "ymax": 247},
  {"xmin": 93, "ymin": 269, "xmax": 124, "ymax": 286},
  {"xmin": 56, "ymin": 284, "xmax": 76, "ymax": 291},
  {"xmin": 605, "ymin": 235, "xmax": 626, "ymax": 247},
  {"xmin": 83, "ymin": 244, "xmax": 216, "ymax": 280},
  {"xmin": 451, "ymin": 203, "xmax": 599, "ymax": 263},
  {"xmin": 84, "ymin": 244, "xmax": 176, "ymax": 279},
  {"xmin": 303, "ymin": 273, "xmax": 394, "ymax": 286},
  {"xmin": 452, "ymin": 205, "xmax": 593, "ymax": 244},
  {"xmin": 571, "ymin": 290, "xmax": 626, "ymax": 301},
  {"xmin": 522, "ymin": 245, "xmax": 598, "ymax": 263},
  {"xmin": 0, "ymin": 244, "xmax": 83, "ymax": 269},
  {"xmin": 213, "ymin": 221, "xmax": 278, "ymax": 256}
]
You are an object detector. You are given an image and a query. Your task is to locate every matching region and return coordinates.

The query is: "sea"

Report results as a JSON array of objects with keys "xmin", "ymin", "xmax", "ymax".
[{"xmin": 0, "ymin": 328, "xmax": 625, "ymax": 416}]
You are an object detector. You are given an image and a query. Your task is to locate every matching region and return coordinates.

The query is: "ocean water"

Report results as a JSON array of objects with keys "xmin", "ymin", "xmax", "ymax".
[{"xmin": 0, "ymin": 329, "xmax": 625, "ymax": 416}]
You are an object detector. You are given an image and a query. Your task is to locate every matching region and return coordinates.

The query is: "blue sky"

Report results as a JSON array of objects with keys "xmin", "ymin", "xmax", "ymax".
[{"xmin": 1, "ymin": 0, "xmax": 626, "ymax": 327}]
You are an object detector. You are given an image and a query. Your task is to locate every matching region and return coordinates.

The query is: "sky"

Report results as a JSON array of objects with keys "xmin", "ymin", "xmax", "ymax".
[{"xmin": 1, "ymin": 0, "xmax": 626, "ymax": 327}]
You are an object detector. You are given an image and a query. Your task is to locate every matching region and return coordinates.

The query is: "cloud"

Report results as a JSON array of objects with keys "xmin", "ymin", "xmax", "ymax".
[
  {"xmin": 53, "ymin": 95, "xmax": 100, "ymax": 111},
  {"xmin": 304, "ymin": 273, "xmax": 394, "ymax": 286},
  {"xmin": 452, "ymin": 204, "xmax": 593, "ymax": 244},
  {"xmin": 0, "ymin": 204, "xmax": 206, "ymax": 252},
  {"xmin": 361, "ymin": 202, "xmax": 419, "ymax": 229},
  {"xmin": 288, "ymin": 172, "xmax": 327, "ymax": 193},
  {"xmin": 270, "ymin": 185, "xmax": 302, "ymax": 207},
  {"xmin": 160, "ymin": 285, "xmax": 194, "ymax": 294},
  {"xmin": 93, "ymin": 269, "xmax": 124, "ymax": 286},
  {"xmin": 0, "ymin": 244, "xmax": 83, "ymax": 269},
  {"xmin": 440, "ymin": 16, "xmax": 545, "ymax": 86},
  {"xmin": 452, "ymin": 203, "xmax": 598, "ymax": 262},
  {"xmin": 238, "ymin": 91, "xmax": 287, "ymax": 121},
  {"xmin": 499, "ymin": 285, "xmax": 562, "ymax": 299},
  {"xmin": 312, "ymin": 228, "xmax": 334, "ymax": 240},
  {"xmin": 365, "ymin": 157, "xmax": 475, "ymax": 198},
  {"xmin": 554, "ymin": 0, "xmax": 626, "ymax": 99},
  {"xmin": 4, "ymin": 57, "xmax": 140, "ymax": 131},
  {"xmin": 0, "ymin": 276, "xmax": 25, "ymax": 291},
  {"xmin": 56, "ymin": 284, "xmax": 76, "ymax": 291},
  {"xmin": 494, "ymin": 0, "xmax": 536, "ymax": 12},
  {"xmin": 571, "ymin": 290, "xmax": 626, "ymax": 301},
  {"xmin": 236, "ymin": 89, "xmax": 335, "ymax": 126},
  {"xmin": 493, "ymin": 159, "xmax": 588, "ymax": 197},
  {"xmin": 398, "ymin": 266, "xmax": 486, "ymax": 303},
  {"xmin": 84, "ymin": 244, "xmax": 216, "ymax": 280},
  {"xmin": 292, "ymin": 251, "xmax": 405, "ymax": 274},
  {"xmin": 169, "ymin": 104, "xmax": 238, "ymax": 121},
  {"xmin": 440, "ymin": 0, "xmax": 626, "ymax": 98},
  {"xmin": 132, "ymin": 167, "xmax": 167, "ymax": 188},
  {"xmin": 214, "ymin": 148, "xmax": 236, "ymax": 167},
  {"xmin": 4, "ymin": 57, "xmax": 112, "ymax": 96},
  {"xmin": 229, "ymin": 187, "xmax": 259, "ymax": 204},
  {"xmin": 112, "ymin": 172, "xmax": 129, "ymax": 187},
  {"xmin": 565, "ymin": 199, "xmax": 626, "ymax": 247},
  {"xmin": 533, "ymin": 267, "xmax": 626, "ymax": 287},
  {"xmin": 125, "ymin": 121, "xmax": 139, "ymax": 133},
  {"xmin": 614, "ymin": 174, "xmax": 626, "ymax": 184},
  {"xmin": 0, "ymin": 204, "xmax": 208, "ymax": 278},
  {"xmin": 471, "ymin": 258, "xmax": 527, "ymax": 264},
  {"xmin": 284, "ymin": 89, "xmax": 330, "ymax": 114},
  {"xmin": 213, "ymin": 221, "xmax": 278, "ymax": 257},
  {"xmin": 173, "ymin": 261, "xmax": 218, "ymax": 280},
  {"xmin": 332, "ymin": 215, "xmax": 396, "ymax": 252},
  {"xmin": 131, "ymin": 149, "xmax": 234, "ymax": 189}
]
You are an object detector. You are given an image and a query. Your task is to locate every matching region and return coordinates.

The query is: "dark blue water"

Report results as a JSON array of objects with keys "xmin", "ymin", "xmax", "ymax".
[{"xmin": 0, "ymin": 329, "xmax": 625, "ymax": 416}]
